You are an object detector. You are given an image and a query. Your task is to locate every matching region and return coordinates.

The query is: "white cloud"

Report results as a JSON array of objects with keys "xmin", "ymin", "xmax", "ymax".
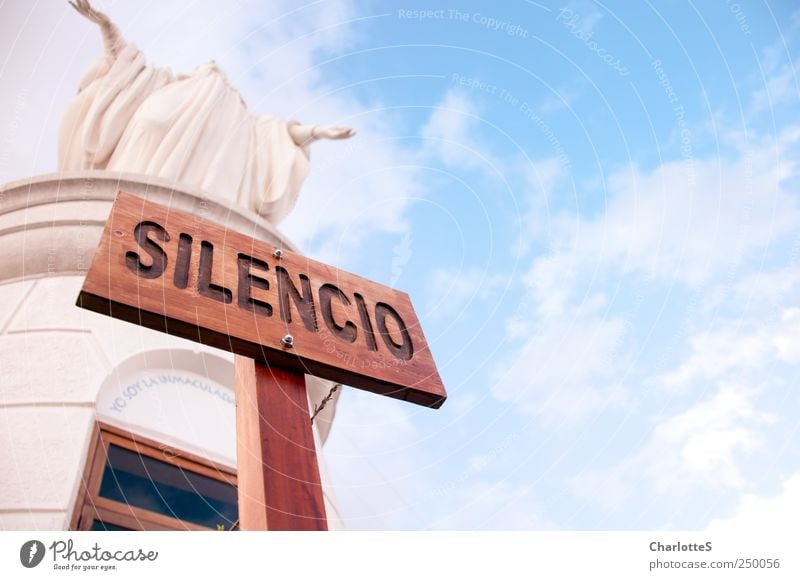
[
  {"xmin": 750, "ymin": 29, "xmax": 800, "ymax": 116},
  {"xmin": 732, "ymin": 266, "xmax": 800, "ymax": 310},
  {"xmin": 389, "ymin": 232, "xmax": 413, "ymax": 288},
  {"xmin": 420, "ymin": 90, "xmax": 499, "ymax": 172},
  {"xmin": 561, "ymin": 274, "xmax": 797, "ymax": 517},
  {"xmin": 773, "ymin": 308, "xmax": 800, "ymax": 364},
  {"xmin": 498, "ymin": 133, "xmax": 800, "ymax": 412},
  {"xmin": 496, "ymin": 131, "xmax": 800, "ymax": 427},
  {"xmin": 523, "ymin": 136, "xmax": 800, "ymax": 299},
  {"xmin": 522, "ymin": 253, "xmax": 579, "ymax": 320},
  {"xmin": 661, "ymin": 308, "xmax": 800, "ymax": 391},
  {"xmin": 557, "ymin": 2, "xmax": 604, "ymax": 36},
  {"xmin": 425, "ymin": 267, "xmax": 507, "ymax": 319},
  {"xmin": 706, "ymin": 473, "xmax": 800, "ymax": 532},
  {"xmin": 491, "ymin": 313, "xmax": 628, "ymax": 427},
  {"xmin": 429, "ymin": 481, "xmax": 557, "ymax": 530},
  {"xmin": 650, "ymin": 386, "xmax": 773, "ymax": 491},
  {"xmin": 751, "ymin": 66, "xmax": 799, "ymax": 114},
  {"xmin": 538, "ymin": 88, "xmax": 578, "ymax": 115},
  {"xmin": 661, "ymin": 329, "xmax": 772, "ymax": 392},
  {"xmin": 593, "ymin": 147, "xmax": 797, "ymax": 285},
  {"xmin": 524, "ymin": 156, "xmax": 567, "ymax": 200},
  {"xmin": 570, "ymin": 384, "xmax": 774, "ymax": 510},
  {"xmin": 282, "ymin": 130, "xmax": 420, "ymax": 263},
  {"xmin": 322, "ymin": 388, "xmax": 430, "ymax": 530},
  {"xmin": 514, "ymin": 157, "xmax": 569, "ymax": 256}
]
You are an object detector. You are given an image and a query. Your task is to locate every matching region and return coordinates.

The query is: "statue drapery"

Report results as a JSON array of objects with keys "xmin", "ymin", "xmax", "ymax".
[{"xmin": 60, "ymin": 0, "xmax": 353, "ymax": 224}]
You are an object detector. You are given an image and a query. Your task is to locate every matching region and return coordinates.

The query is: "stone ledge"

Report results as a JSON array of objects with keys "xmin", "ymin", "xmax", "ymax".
[
  {"xmin": 0, "ymin": 171, "xmax": 296, "ymax": 285},
  {"xmin": 0, "ymin": 511, "xmax": 68, "ymax": 531}
]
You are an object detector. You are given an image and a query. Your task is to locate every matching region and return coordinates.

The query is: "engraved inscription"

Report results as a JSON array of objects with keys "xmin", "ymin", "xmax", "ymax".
[
  {"xmin": 125, "ymin": 221, "xmax": 169, "ymax": 279},
  {"xmin": 123, "ymin": 219, "xmax": 415, "ymax": 363}
]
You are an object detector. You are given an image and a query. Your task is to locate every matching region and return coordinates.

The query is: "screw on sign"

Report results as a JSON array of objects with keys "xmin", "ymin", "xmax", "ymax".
[{"xmin": 77, "ymin": 192, "xmax": 447, "ymax": 530}]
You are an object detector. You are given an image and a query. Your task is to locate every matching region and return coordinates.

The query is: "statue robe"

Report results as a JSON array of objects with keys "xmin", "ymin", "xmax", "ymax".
[{"xmin": 59, "ymin": 44, "xmax": 310, "ymax": 224}]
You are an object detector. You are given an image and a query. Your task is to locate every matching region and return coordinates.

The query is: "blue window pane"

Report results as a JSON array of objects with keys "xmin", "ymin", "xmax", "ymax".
[
  {"xmin": 90, "ymin": 520, "xmax": 131, "ymax": 531},
  {"xmin": 99, "ymin": 444, "xmax": 238, "ymax": 529}
]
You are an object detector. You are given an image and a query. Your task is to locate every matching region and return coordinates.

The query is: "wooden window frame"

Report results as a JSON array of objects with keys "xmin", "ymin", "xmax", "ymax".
[{"xmin": 71, "ymin": 422, "xmax": 238, "ymax": 531}]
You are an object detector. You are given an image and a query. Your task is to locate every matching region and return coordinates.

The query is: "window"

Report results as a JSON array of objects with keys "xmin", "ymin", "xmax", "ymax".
[{"xmin": 71, "ymin": 423, "xmax": 238, "ymax": 531}]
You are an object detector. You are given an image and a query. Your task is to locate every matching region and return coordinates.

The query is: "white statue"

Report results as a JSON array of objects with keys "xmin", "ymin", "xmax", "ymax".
[{"xmin": 60, "ymin": 0, "xmax": 355, "ymax": 224}]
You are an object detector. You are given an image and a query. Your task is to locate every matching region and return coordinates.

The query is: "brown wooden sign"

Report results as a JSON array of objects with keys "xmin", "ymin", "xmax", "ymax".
[{"xmin": 78, "ymin": 192, "xmax": 446, "ymax": 408}]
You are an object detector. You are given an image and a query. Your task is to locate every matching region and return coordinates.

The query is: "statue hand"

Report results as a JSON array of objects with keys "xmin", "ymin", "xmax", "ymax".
[
  {"xmin": 69, "ymin": 0, "xmax": 111, "ymax": 27},
  {"xmin": 69, "ymin": 0, "xmax": 125, "ymax": 57},
  {"xmin": 287, "ymin": 123, "xmax": 356, "ymax": 147},
  {"xmin": 313, "ymin": 126, "xmax": 356, "ymax": 140}
]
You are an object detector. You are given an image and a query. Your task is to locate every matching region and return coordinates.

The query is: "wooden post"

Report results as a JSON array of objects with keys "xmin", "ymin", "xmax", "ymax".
[{"xmin": 234, "ymin": 355, "xmax": 327, "ymax": 530}]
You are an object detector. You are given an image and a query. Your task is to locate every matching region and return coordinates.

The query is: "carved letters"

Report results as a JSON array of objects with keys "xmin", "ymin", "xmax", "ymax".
[
  {"xmin": 78, "ymin": 192, "xmax": 446, "ymax": 407},
  {"xmin": 124, "ymin": 224, "xmax": 414, "ymax": 362}
]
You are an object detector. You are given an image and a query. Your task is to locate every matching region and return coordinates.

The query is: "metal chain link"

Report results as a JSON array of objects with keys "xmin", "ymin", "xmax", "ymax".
[{"xmin": 311, "ymin": 383, "xmax": 341, "ymax": 423}]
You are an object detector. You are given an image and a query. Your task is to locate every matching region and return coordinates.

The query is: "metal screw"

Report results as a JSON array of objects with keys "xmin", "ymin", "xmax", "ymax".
[
  {"xmin": 281, "ymin": 334, "xmax": 294, "ymax": 348},
  {"xmin": 273, "ymin": 248, "xmax": 283, "ymax": 259}
]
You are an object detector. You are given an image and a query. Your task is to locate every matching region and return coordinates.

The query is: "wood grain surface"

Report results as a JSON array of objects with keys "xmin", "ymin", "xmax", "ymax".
[
  {"xmin": 235, "ymin": 357, "xmax": 327, "ymax": 530},
  {"xmin": 77, "ymin": 192, "xmax": 446, "ymax": 407}
]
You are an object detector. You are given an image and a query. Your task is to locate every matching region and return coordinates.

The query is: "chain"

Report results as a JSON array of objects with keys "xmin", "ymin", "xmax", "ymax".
[{"xmin": 311, "ymin": 383, "xmax": 341, "ymax": 423}]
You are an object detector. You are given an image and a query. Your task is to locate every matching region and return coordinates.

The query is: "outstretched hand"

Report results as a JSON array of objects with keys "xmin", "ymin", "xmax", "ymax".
[
  {"xmin": 288, "ymin": 123, "xmax": 356, "ymax": 147},
  {"xmin": 313, "ymin": 126, "xmax": 356, "ymax": 140},
  {"xmin": 69, "ymin": 0, "xmax": 124, "ymax": 57},
  {"xmin": 68, "ymin": 0, "xmax": 110, "ymax": 26}
]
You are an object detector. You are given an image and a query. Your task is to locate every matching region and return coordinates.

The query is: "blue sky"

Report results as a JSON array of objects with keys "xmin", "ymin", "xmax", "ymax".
[{"xmin": 2, "ymin": 0, "xmax": 799, "ymax": 530}]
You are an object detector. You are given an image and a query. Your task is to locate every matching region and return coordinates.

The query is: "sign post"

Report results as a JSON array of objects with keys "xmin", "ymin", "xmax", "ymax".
[
  {"xmin": 234, "ymin": 357, "xmax": 327, "ymax": 530},
  {"xmin": 77, "ymin": 192, "xmax": 446, "ymax": 530}
]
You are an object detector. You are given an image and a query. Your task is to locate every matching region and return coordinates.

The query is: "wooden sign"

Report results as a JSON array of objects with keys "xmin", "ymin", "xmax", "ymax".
[{"xmin": 77, "ymin": 192, "xmax": 446, "ymax": 408}]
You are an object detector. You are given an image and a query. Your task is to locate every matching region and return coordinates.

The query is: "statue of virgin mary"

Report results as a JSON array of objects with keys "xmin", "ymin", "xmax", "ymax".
[{"xmin": 59, "ymin": 0, "xmax": 354, "ymax": 224}]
